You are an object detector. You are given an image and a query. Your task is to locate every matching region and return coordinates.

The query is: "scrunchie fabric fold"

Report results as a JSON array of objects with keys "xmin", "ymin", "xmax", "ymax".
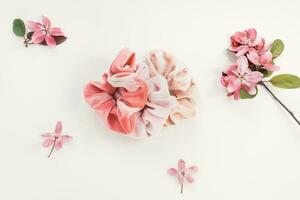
[
  {"xmin": 139, "ymin": 49, "xmax": 197, "ymax": 125},
  {"xmin": 84, "ymin": 48, "xmax": 177, "ymax": 139},
  {"xmin": 84, "ymin": 49, "xmax": 146, "ymax": 134}
]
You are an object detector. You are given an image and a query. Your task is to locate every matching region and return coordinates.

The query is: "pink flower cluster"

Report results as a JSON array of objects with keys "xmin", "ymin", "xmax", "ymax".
[
  {"xmin": 84, "ymin": 48, "xmax": 197, "ymax": 139},
  {"xmin": 27, "ymin": 16, "xmax": 64, "ymax": 47},
  {"xmin": 27, "ymin": 16, "xmax": 66, "ymax": 47},
  {"xmin": 221, "ymin": 28, "xmax": 279, "ymax": 100},
  {"xmin": 229, "ymin": 28, "xmax": 279, "ymax": 71}
]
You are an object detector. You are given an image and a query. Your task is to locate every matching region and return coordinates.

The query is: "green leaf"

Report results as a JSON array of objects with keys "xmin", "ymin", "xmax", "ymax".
[
  {"xmin": 259, "ymin": 69, "xmax": 273, "ymax": 78},
  {"xmin": 271, "ymin": 39, "xmax": 284, "ymax": 59},
  {"xmin": 270, "ymin": 74, "xmax": 300, "ymax": 89},
  {"xmin": 240, "ymin": 87, "xmax": 258, "ymax": 99},
  {"xmin": 13, "ymin": 19, "xmax": 26, "ymax": 37}
]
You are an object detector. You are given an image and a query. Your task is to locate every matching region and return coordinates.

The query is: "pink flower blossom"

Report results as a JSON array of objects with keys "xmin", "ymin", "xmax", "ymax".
[
  {"xmin": 247, "ymin": 49, "xmax": 279, "ymax": 71},
  {"xmin": 41, "ymin": 121, "xmax": 72, "ymax": 158},
  {"xmin": 168, "ymin": 159, "xmax": 198, "ymax": 194},
  {"xmin": 221, "ymin": 56, "xmax": 263, "ymax": 100},
  {"xmin": 230, "ymin": 28, "xmax": 265, "ymax": 56},
  {"xmin": 27, "ymin": 16, "xmax": 64, "ymax": 47}
]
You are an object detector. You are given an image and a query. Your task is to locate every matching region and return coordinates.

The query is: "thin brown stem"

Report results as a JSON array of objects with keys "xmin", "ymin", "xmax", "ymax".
[
  {"xmin": 180, "ymin": 183, "xmax": 183, "ymax": 194},
  {"xmin": 261, "ymin": 82, "xmax": 300, "ymax": 127},
  {"xmin": 23, "ymin": 35, "xmax": 34, "ymax": 48},
  {"xmin": 47, "ymin": 138, "xmax": 57, "ymax": 158},
  {"xmin": 24, "ymin": 39, "xmax": 33, "ymax": 48}
]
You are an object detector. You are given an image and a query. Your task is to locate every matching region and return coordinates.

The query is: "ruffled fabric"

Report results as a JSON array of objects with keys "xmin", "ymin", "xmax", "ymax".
[
  {"xmin": 84, "ymin": 48, "xmax": 175, "ymax": 139},
  {"xmin": 131, "ymin": 65, "xmax": 175, "ymax": 138},
  {"xmin": 139, "ymin": 50, "xmax": 197, "ymax": 125}
]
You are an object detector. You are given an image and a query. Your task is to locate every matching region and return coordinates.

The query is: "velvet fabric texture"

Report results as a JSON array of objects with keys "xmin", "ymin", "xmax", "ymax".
[
  {"xmin": 139, "ymin": 50, "xmax": 197, "ymax": 125},
  {"xmin": 84, "ymin": 48, "xmax": 197, "ymax": 138}
]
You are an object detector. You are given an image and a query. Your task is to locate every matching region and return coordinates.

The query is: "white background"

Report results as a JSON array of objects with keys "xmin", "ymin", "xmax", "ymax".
[{"xmin": 1, "ymin": 0, "xmax": 300, "ymax": 199}]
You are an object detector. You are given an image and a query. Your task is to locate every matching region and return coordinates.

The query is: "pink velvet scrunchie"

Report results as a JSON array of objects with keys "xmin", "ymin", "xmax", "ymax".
[{"xmin": 84, "ymin": 48, "xmax": 197, "ymax": 139}]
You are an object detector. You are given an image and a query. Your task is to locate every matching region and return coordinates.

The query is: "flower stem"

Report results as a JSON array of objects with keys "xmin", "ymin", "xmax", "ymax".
[
  {"xmin": 23, "ymin": 38, "xmax": 33, "ymax": 48},
  {"xmin": 180, "ymin": 183, "xmax": 183, "ymax": 194},
  {"xmin": 48, "ymin": 139, "xmax": 57, "ymax": 158},
  {"xmin": 261, "ymin": 82, "xmax": 300, "ymax": 126}
]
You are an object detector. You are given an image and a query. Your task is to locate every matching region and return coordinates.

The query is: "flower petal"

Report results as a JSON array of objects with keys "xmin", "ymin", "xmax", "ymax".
[
  {"xmin": 168, "ymin": 168, "xmax": 179, "ymax": 176},
  {"xmin": 31, "ymin": 30, "xmax": 46, "ymax": 44},
  {"xmin": 232, "ymin": 31, "xmax": 247, "ymax": 43},
  {"xmin": 261, "ymin": 42, "xmax": 271, "ymax": 52},
  {"xmin": 187, "ymin": 166, "xmax": 198, "ymax": 174},
  {"xmin": 259, "ymin": 51, "xmax": 273, "ymax": 65},
  {"xmin": 45, "ymin": 34, "xmax": 56, "ymax": 47},
  {"xmin": 42, "ymin": 16, "xmax": 51, "ymax": 28},
  {"xmin": 247, "ymin": 51, "xmax": 260, "ymax": 65},
  {"xmin": 246, "ymin": 28, "xmax": 257, "ymax": 42},
  {"xmin": 237, "ymin": 56, "xmax": 249, "ymax": 74},
  {"xmin": 55, "ymin": 121, "xmax": 62, "ymax": 135},
  {"xmin": 61, "ymin": 135, "xmax": 73, "ymax": 143},
  {"xmin": 242, "ymin": 84, "xmax": 257, "ymax": 95},
  {"xmin": 178, "ymin": 159, "xmax": 186, "ymax": 171},
  {"xmin": 49, "ymin": 27, "xmax": 64, "ymax": 36},
  {"xmin": 221, "ymin": 75, "xmax": 228, "ymax": 87},
  {"xmin": 185, "ymin": 174, "xmax": 194, "ymax": 183},
  {"xmin": 227, "ymin": 77, "xmax": 241, "ymax": 93},
  {"xmin": 233, "ymin": 89, "xmax": 241, "ymax": 100},
  {"xmin": 27, "ymin": 21, "xmax": 42, "ymax": 31},
  {"xmin": 41, "ymin": 132, "xmax": 52, "ymax": 138},
  {"xmin": 55, "ymin": 139, "xmax": 63, "ymax": 150},
  {"xmin": 245, "ymin": 71, "xmax": 263, "ymax": 84},
  {"xmin": 264, "ymin": 64, "xmax": 280, "ymax": 71},
  {"xmin": 42, "ymin": 138, "xmax": 54, "ymax": 147},
  {"xmin": 235, "ymin": 46, "xmax": 249, "ymax": 56},
  {"xmin": 253, "ymin": 37, "xmax": 265, "ymax": 49}
]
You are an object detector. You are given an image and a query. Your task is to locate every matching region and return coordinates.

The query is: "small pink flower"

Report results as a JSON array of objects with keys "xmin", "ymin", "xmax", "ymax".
[
  {"xmin": 230, "ymin": 28, "xmax": 264, "ymax": 56},
  {"xmin": 41, "ymin": 121, "xmax": 72, "ymax": 158},
  {"xmin": 168, "ymin": 159, "xmax": 198, "ymax": 194},
  {"xmin": 27, "ymin": 16, "xmax": 64, "ymax": 47},
  {"xmin": 247, "ymin": 49, "xmax": 279, "ymax": 71},
  {"xmin": 221, "ymin": 56, "xmax": 263, "ymax": 100}
]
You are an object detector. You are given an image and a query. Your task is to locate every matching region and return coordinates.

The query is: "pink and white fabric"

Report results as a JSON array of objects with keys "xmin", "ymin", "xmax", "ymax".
[
  {"xmin": 139, "ymin": 50, "xmax": 197, "ymax": 125},
  {"xmin": 84, "ymin": 48, "xmax": 176, "ymax": 139}
]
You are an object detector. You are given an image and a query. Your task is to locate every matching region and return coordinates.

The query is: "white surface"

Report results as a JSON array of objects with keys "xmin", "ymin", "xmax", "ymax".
[{"xmin": 1, "ymin": 0, "xmax": 300, "ymax": 199}]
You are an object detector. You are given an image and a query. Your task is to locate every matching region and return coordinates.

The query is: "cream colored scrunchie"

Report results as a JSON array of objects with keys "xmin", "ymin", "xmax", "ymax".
[{"xmin": 139, "ymin": 50, "xmax": 197, "ymax": 125}]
